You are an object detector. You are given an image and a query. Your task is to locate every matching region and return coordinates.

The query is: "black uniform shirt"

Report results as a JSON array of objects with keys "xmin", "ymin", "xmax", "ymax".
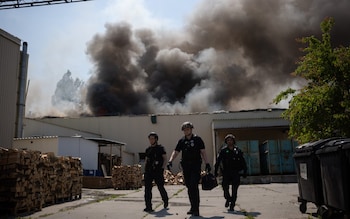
[
  {"xmin": 175, "ymin": 134, "xmax": 205, "ymax": 163},
  {"xmin": 145, "ymin": 145, "xmax": 166, "ymax": 172},
  {"xmin": 216, "ymin": 146, "xmax": 247, "ymax": 175}
]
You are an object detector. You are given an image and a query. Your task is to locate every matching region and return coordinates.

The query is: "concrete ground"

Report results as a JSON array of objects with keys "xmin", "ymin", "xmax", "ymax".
[{"xmin": 2, "ymin": 182, "xmax": 327, "ymax": 219}]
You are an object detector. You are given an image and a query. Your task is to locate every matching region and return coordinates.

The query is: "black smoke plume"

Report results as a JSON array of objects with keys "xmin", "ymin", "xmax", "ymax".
[{"xmin": 86, "ymin": 0, "xmax": 350, "ymax": 116}]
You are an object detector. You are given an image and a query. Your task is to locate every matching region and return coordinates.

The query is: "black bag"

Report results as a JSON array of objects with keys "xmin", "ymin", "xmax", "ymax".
[{"xmin": 201, "ymin": 172, "xmax": 218, "ymax": 190}]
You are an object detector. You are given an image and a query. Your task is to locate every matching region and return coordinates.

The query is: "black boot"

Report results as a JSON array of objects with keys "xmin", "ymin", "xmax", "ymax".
[
  {"xmin": 229, "ymin": 202, "xmax": 235, "ymax": 211},
  {"xmin": 144, "ymin": 207, "xmax": 154, "ymax": 213},
  {"xmin": 192, "ymin": 210, "xmax": 199, "ymax": 216},
  {"xmin": 164, "ymin": 199, "xmax": 168, "ymax": 208}
]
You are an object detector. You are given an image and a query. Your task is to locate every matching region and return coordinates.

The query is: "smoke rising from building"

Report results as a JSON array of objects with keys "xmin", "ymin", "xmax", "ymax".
[
  {"xmin": 51, "ymin": 70, "xmax": 87, "ymax": 117},
  {"xmin": 85, "ymin": 0, "xmax": 350, "ymax": 116}
]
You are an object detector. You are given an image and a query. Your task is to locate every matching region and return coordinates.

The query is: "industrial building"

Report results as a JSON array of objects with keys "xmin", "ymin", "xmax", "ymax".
[
  {"xmin": 0, "ymin": 28, "xmax": 28, "ymax": 148},
  {"xmin": 1, "ymin": 28, "xmax": 297, "ymax": 177},
  {"xmin": 19, "ymin": 110, "xmax": 298, "ymax": 176}
]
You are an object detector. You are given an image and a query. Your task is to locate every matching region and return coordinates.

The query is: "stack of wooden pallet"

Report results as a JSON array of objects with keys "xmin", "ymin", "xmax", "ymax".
[
  {"xmin": 54, "ymin": 156, "xmax": 83, "ymax": 201},
  {"xmin": 0, "ymin": 148, "xmax": 43, "ymax": 215},
  {"xmin": 68, "ymin": 157, "xmax": 83, "ymax": 200},
  {"xmin": 39, "ymin": 152, "xmax": 57, "ymax": 205},
  {"xmin": 111, "ymin": 165, "xmax": 142, "ymax": 189},
  {"xmin": 0, "ymin": 148, "xmax": 83, "ymax": 215}
]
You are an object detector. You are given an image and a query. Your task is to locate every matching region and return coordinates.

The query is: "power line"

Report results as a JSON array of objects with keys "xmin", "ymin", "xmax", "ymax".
[{"xmin": 0, "ymin": 0, "xmax": 92, "ymax": 10}]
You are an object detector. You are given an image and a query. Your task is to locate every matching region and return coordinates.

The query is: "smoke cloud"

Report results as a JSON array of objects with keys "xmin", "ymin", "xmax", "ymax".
[
  {"xmin": 51, "ymin": 70, "xmax": 88, "ymax": 117},
  {"xmin": 86, "ymin": 0, "xmax": 350, "ymax": 116}
]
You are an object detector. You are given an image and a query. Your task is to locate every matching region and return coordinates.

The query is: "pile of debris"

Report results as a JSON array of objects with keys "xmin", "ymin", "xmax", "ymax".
[
  {"xmin": 111, "ymin": 165, "xmax": 143, "ymax": 189},
  {"xmin": 0, "ymin": 147, "xmax": 82, "ymax": 215},
  {"xmin": 164, "ymin": 170, "xmax": 185, "ymax": 185},
  {"xmin": 111, "ymin": 166, "xmax": 186, "ymax": 189},
  {"xmin": 163, "ymin": 170, "xmax": 210, "ymax": 185}
]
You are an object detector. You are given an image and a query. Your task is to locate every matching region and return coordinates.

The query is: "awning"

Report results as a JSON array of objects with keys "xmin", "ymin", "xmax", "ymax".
[
  {"xmin": 85, "ymin": 137, "xmax": 126, "ymax": 176},
  {"xmin": 85, "ymin": 137, "xmax": 126, "ymax": 146}
]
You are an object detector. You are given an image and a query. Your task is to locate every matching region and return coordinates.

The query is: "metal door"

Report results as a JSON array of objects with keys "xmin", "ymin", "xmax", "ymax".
[{"xmin": 237, "ymin": 140, "xmax": 260, "ymax": 175}]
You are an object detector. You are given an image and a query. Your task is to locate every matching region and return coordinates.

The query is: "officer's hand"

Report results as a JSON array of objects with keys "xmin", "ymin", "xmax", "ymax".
[
  {"xmin": 167, "ymin": 161, "xmax": 172, "ymax": 170},
  {"xmin": 205, "ymin": 163, "xmax": 211, "ymax": 172}
]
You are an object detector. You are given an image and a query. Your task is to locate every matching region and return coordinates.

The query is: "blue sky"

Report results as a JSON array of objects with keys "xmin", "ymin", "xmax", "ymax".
[{"xmin": 0, "ymin": 0, "xmax": 201, "ymax": 116}]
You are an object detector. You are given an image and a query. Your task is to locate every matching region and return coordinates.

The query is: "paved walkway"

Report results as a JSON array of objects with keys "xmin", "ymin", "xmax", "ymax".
[{"xmin": 8, "ymin": 183, "xmax": 322, "ymax": 219}]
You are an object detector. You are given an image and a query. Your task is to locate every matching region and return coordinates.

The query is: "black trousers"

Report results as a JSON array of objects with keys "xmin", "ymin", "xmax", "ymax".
[
  {"xmin": 144, "ymin": 169, "xmax": 168, "ymax": 209},
  {"xmin": 182, "ymin": 162, "xmax": 201, "ymax": 212},
  {"xmin": 222, "ymin": 173, "xmax": 240, "ymax": 205}
]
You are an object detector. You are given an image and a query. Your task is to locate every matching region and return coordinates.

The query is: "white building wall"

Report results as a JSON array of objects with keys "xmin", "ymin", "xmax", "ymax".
[
  {"xmin": 13, "ymin": 136, "xmax": 98, "ymax": 170},
  {"xmin": 37, "ymin": 114, "xmax": 226, "ymax": 171},
  {"xmin": 121, "ymin": 151, "xmax": 135, "ymax": 166},
  {"xmin": 13, "ymin": 137, "xmax": 59, "ymax": 155},
  {"xmin": 24, "ymin": 119, "xmax": 101, "ymax": 138},
  {"xmin": 28, "ymin": 110, "xmax": 288, "ymax": 173},
  {"xmin": 58, "ymin": 137, "xmax": 98, "ymax": 170}
]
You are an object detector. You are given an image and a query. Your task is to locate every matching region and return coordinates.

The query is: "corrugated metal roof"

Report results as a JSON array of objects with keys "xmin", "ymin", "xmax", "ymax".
[
  {"xmin": 14, "ymin": 136, "xmax": 126, "ymax": 146},
  {"xmin": 13, "ymin": 136, "xmax": 59, "ymax": 140}
]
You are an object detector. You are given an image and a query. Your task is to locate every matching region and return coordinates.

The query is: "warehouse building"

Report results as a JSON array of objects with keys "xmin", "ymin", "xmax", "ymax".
[
  {"xmin": 1, "ymin": 29, "xmax": 297, "ymax": 178},
  {"xmin": 20, "ymin": 109, "xmax": 298, "ymax": 176},
  {"xmin": 0, "ymin": 29, "xmax": 28, "ymax": 148}
]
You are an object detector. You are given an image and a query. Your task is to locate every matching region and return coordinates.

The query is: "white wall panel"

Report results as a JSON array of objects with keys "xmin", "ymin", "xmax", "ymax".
[{"xmin": 58, "ymin": 137, "xmax": 98, "ymax": 170}]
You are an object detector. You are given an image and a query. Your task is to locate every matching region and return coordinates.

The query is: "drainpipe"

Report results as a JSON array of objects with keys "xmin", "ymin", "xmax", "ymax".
[{"xmin": 15, "ymin": 42, "xmax": 28, "ymax": 138}]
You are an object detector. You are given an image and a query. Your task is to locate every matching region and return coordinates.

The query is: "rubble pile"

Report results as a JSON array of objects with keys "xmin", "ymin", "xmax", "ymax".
[
  {"xmin": 0, "ymin": 148, "xmax": 82, "ymax": 215},
  {"xmin": 164, "ymin": 170, "xmax": 185, "ymax": 185},
  {"xmin": 163, "ymin": 170, "xmax": 209, "ymax": 185}
]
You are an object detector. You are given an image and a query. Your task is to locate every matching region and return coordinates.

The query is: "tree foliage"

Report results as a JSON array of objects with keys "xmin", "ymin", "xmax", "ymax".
[{"xmin": 274, "ymin": 17, "xmax": 350, "ymax": 143}]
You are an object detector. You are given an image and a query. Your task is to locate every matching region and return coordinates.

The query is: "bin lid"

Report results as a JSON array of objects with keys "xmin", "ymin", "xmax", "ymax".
[
  {"xmin": 315, "ymin": 138, "xmax": 350, "ymax": 154},
  {"xmin": 294, "ymin": 137, "xmax": 341, "ymax": 153}
]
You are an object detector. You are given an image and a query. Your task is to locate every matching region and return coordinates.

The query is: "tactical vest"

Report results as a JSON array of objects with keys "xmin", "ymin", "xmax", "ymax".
[
  {"xmin": 145, "ymin": 145, "xmax": 165, "ymax": 171},
  {"xmin": 220, "ymin": 147, "xmax": 245, "ymax": 172}
]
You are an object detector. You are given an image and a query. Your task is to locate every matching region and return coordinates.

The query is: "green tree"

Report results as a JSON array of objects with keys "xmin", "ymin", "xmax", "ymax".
[{"xmin": 274, "ymin": 17, "xmax": 350, "ymax": 143}]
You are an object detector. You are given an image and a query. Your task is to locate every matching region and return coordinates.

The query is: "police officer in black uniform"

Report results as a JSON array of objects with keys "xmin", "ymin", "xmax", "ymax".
[
  {"xmin": 214, "ymin": 134, "xmax": 247, "ymax": 211},
  {"xmin": 167, "ymin": 121, "xmax": 211, "ymax": 217},
  {"xmin": 143, "ymin": 132, "xmax": 169, "ymax": 213}
]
